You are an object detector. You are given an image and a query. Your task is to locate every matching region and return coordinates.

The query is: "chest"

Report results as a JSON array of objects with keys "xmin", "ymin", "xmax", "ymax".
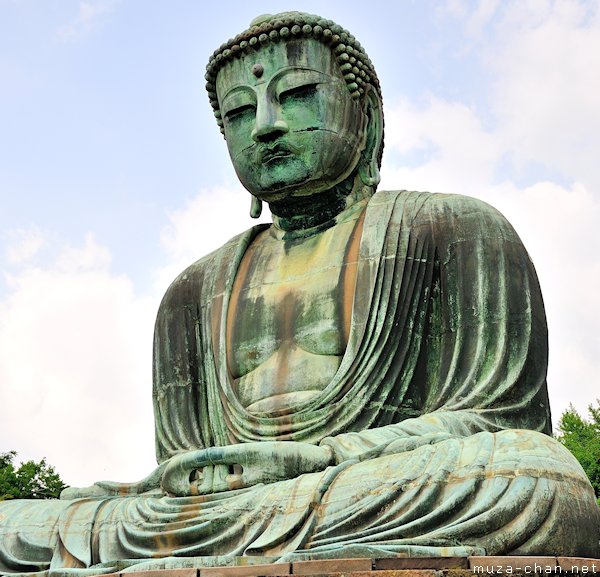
[{"xmin": 226, "ymin": 215, "xmax": 363, "ymax": 378}]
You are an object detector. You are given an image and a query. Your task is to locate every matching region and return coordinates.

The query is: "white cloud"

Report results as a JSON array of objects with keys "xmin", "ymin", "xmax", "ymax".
[
  {"xmin": 56, "ymin": 0, "xmax": 117, "ymax": 42},
  {"xmin": 156, "ymin": 185, "xmax": 271, "ymax": 295},
  {"xmin": 381, "ymin": 95, "xmax": 500, "ymax": 195},
  {"xmin": 381, "ymin": 102, "xmax": 600, "ymax": 421},
  {"xmin": 432, "ymin": 0, "xmax": 600, "ymax": 192},
  {"xmin": 484, "ymin": 0, "xmax": 600, "ymax": 190},
  {"xmin": 437, "ymin": 0, "xmax": 502, "ymax": 41},
  {"xmin": 0, "ymin": 233, "xmax": 157, "ymax": 487},
  {"xmin": 465, "ymin": 0, "xmax": 502, "ymax": 38},
  {"xmin": 4, "ymin": 226, "xmax": 44, "ymax": 265},
  {"xmin": 54, "ymin": 232, "xmax": 111, "ymax": 272},
  {"xmin": 436, "ymin": 0, "xmax": 468, "ymax": 20}
]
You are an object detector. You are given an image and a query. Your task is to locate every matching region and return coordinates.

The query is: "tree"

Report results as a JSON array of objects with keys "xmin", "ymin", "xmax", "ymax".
[
  {"xmin": 0, "ymin": 451, "xmax": 67, "ymax": 501},
  {"xmin": 556, "ymin": 401, "xmax": 600, "ymax": 504}
]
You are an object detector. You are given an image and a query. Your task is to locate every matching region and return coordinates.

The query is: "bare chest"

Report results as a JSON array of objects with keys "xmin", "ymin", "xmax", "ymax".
[{"xmin": 226, "ymin": 213, "xmax": 364, "ymax": 413}]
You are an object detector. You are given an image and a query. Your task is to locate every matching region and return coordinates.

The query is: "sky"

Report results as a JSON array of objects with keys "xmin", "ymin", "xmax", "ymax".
[{"xmin": 0, "ymin": 0, "xmax": 599, "ymax": 488}]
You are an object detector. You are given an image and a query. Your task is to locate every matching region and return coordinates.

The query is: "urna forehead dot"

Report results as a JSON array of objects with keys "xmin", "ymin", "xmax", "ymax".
[{"xmin": 251, "ymin": 63, "xmax": 264, "ymax": 78}]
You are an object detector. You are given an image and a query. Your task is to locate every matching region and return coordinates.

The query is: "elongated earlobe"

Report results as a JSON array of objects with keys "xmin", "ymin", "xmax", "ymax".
[
  {"xmin": 358, "ymin": 88, "xmax": 384, "ymax": 188},
  {"xmin": 250, "ymin": 195, "xmax": 263, "ymax": 219},
  {"xmin": 358, "ymin": 157, "xmax": 381, "ymax": 187}
]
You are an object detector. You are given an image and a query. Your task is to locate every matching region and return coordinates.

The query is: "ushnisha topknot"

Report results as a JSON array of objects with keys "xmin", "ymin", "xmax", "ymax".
[{"xmin": 205, "ymin": 11, "xmax": 383, "ymax": 135}]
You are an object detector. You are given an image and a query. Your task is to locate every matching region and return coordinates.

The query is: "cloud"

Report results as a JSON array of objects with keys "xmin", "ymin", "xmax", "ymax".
[
  {"xmin": 381, "ymin": 98, "xmax": 600, "ymax": 422},
  {"xmin": 436, "ymin": 0, "xmax": 502, "ymax": 42},
  {"xmin": 3, "ymin": 226, "xmax": 44, "ymax": 265},
  {"xmin": 470, "ymin": 0, "xmax": 600, "ymax": 190},
  {"xmin": 381, "ymin": 95, "xmax": 500, "ymax": 195},
  {"xmin": 493, "ymin": 2, "xmax": 600, "ymax": 188},
  {"xmin": 156, "ymin": 185, "xmax": 271, "ymax": 294},
  {"xmin": 56, "ymin": 0, "xmax": 117, "ymax": 43},
  {"xmin": 0, "ymin": 184, "xmax": 270, "ymax": 489},
  {"xmin": 0, "ymin": 232, "xmax": 157, "ymax": 487}
]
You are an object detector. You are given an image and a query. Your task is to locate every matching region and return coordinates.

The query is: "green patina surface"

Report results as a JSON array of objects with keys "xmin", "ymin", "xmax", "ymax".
[{"xmin": 0, "ymin": 11, "xmax": 599, "ymax": 576}]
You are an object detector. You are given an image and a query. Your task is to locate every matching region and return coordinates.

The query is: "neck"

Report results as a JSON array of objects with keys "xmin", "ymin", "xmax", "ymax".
[{"xmin": 268, "ymin": 175, "xmax": 373, "ymax": 237}]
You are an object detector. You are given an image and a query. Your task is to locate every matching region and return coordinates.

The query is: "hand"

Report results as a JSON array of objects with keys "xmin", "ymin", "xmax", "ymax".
[
  {"xmin": 60, "ymin": 461, "xmax": 168, "ymax": 500},
  {"xmin": 377, "ymin": 431, "xmax": 455, "ymax": 457},
  {"xmin": 161, "ymin": 441, "xmax": 334, "ymax": 497}
]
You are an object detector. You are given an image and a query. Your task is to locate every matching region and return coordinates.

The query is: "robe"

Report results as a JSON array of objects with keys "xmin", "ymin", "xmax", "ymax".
[{"xmin": 1, "ymin": 190, "xmax": 599, "ymax": 575}]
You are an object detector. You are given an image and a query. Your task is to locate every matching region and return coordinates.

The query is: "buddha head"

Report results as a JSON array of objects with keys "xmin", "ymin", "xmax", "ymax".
[{"xmin": 205, "ymin": 12, "xmax": 384, "ymax": 217}]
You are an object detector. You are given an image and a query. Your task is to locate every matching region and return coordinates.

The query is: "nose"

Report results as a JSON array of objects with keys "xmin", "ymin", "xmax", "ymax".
[{"xmin": 251, "ymin": 94, "xmax": 289, "ymax": 142}]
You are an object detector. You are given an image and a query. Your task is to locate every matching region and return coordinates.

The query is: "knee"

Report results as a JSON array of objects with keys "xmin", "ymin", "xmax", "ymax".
[{"xmin": 492, "ymin": 429, "xmax": 587, "ymax": 477}]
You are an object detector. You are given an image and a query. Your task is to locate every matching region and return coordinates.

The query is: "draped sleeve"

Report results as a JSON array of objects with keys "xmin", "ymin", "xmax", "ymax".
[
  {"xmin": 152, "ymin": 225, "xmax": 269, "ymax": 463},
  {"xmin": 320, "ymin": 191, "xmax": 551, "ymax": 462},
  {"xmin": 152, "ymin": 254, "xmax": 213, "ymax": 463},
  {"xmin": 152, "ymin": 190, "xmax": 550, "ymax": 464}
]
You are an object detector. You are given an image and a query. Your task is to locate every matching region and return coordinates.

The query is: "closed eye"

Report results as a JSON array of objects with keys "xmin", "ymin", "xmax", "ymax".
[
  {"xmin": 224, "ymin": 104, "xmax": 255, "ymax": 122},
  {"xmin": 279, "ymin": 83, "xmax": 318, "ymax": 104}
]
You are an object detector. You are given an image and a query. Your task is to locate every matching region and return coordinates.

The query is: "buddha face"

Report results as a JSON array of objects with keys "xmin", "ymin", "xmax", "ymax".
[{"xmin": 216, "ymin": 38, "xmax": 368, "ymax": 202}]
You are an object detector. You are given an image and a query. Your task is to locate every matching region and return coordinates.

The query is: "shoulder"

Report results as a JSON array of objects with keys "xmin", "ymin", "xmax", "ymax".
[
  {"xmin": 158, "ymin": 224, "xmax": 269, "ymax": 313},
  {"xmin": 371, "ymin": 190, "xmax": 519, "ymax": 240},
  {"xmin": 158, "ymin": 247, "xmax": 220, "ymax": 311},
  {"xmin": 371, "ymin": 189, "xmax": 503, "ymax": 216}
]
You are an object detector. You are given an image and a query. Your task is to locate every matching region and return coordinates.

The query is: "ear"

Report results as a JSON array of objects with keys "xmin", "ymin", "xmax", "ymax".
[
  {"xmin": 249, "ymin": 195, "xmax": 263, "ymax": 219},
  {"xmin": 358, "ymin": 87, "xmax": 384, "ymax": 188}
]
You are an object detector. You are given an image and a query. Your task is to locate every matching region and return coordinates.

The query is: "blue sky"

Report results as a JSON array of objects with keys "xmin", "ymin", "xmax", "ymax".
[{"xmin": 1, "ymin": 0, "xmax": 599, "ymax": 486}]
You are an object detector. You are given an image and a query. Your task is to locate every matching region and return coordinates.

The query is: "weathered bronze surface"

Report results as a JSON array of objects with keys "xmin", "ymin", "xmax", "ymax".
[{"xmin": 1, "ymin": 11, "xmax": 599, "ymax": 576}]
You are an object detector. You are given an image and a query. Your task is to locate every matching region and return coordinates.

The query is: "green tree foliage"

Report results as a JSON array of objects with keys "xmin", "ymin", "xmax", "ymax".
[
  {"xmin": 556, "ymin": 401, "xmax": 600, "ymax": 502},
  {"xmin": 0, "ymin": 451, "xmax": 67, "ymax": 501}
]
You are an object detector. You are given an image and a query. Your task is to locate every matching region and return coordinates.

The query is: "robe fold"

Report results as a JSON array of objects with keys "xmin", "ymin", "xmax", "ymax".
[
  {"xmin": 1, "ymin": 190, "xmax": 598, "ymax": 576},
  {"xmin": 153, "ymin": 189, "xmax": 550, "ymax": 455}
]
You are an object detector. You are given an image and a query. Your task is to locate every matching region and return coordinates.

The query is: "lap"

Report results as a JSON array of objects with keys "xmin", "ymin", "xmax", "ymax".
[
  {"xmin": 1, "ymin": 429, "xmax": 598, "ymax": 571},
  {"xmin": 309, "ymin": 430, "xmax": 598, "ymax": 557}
]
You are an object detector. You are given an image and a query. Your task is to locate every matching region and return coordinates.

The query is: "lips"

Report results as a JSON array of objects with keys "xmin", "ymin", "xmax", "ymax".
[{"xmin": 258, "ymin": 143, "xmax": 294, "ymax": 164}]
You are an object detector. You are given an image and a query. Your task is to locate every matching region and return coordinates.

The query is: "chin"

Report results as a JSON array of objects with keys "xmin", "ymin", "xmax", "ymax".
[
  {"xmin": 252, "ymin": 180, "xmax": 337, "ymax": 203},
  {"xmin": 246, "ymin": 172, "xmax": 312, "ymax": 200}
]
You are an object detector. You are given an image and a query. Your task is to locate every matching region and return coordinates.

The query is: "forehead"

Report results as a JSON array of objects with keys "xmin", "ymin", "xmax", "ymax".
[{"xmin": 216, "ymin": 38, "xmax": 338, "ymax": 96}]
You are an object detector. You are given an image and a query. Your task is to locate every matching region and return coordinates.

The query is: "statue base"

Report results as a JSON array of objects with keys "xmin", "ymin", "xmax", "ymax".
[{"xmin": 82, "ymin": 556, "xmax": 600, "ymax": 577}]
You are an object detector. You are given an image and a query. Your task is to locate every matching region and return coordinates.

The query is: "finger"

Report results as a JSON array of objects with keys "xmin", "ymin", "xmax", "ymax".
[
  {"xmin": 193, "ymin": 465, "xmax": 215, "ymax": 495},
  {"xmin": 60, "ymin": 484, "xmax": 112, "ymax": 500},
  {"xmin": 175, "ymin": 449, "xmax": 213, "ymax": 469},
  {"xmin": 213, "ymin": 465, "xmax": 246, "ymax": 493},
  {"xmin": 241, "ymin": 462, "xmax": 285, "ymax": 485},
  {"xmin": 381, "ymin": 432, "xmax": 455, "ymax": 456},
  {"xmin": 380, "ymin": 437, "xmax": 422, "ymax": 455},
  {"xmin": 162, "ymin": 450, "xmax": 211, "ymax": 496},
  {"xmin": 204, "ymin": 446, "xmax": 226, "ymax": 465},
  {"xmin": 162, "ymin": 462, "xmax": 193, "ymax": 496}
]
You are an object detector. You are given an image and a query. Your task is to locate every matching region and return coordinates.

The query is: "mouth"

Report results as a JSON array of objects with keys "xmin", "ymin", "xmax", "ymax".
[{"xmin": 257, "ymin": 143, "xmax": 296, "ymax": 164}]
